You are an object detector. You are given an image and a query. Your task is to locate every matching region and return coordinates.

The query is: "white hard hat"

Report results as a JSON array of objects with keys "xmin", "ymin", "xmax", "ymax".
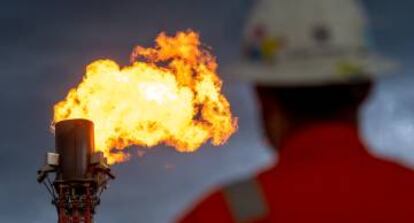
[{"xmin": 225, "ymin": 0, "xmax": 397, "ymax": 86}]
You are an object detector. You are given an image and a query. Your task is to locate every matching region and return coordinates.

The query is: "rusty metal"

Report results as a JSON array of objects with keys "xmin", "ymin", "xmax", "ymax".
[{"xmin": 38, "ymin": 119, "xmax": 114, "ymax": 223}]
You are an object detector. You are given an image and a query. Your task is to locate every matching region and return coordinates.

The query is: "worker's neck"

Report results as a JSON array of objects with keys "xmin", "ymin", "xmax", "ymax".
[{"xmin": 279, "ymin": 111, "xmax": 358, "ymax": 144}]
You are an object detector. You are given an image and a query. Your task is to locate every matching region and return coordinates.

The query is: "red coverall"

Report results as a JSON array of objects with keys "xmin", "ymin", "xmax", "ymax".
[{"xmin": 179, "ymin": 122, "xmax": 414, "ymax": 223}]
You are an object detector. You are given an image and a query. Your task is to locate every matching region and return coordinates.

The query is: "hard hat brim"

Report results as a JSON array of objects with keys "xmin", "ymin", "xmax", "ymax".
[{"xmin": 223, "ymin": 53, "xmax": 398, "ymax": 86}]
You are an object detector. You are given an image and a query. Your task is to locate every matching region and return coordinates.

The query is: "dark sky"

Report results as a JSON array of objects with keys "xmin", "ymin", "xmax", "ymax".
[{"xmin": 1, "ymin": 0, "xmax": 414, "ymax": 222}]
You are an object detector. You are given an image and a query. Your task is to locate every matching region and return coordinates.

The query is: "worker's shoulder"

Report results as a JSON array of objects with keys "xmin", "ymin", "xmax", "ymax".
[
  {"xmin": 193, "ymin": 176, "xmax": 265, "ymax": 208},
  {"xmin": 368, "ymin": 153, "xmax": 414, "ymax": 179}
]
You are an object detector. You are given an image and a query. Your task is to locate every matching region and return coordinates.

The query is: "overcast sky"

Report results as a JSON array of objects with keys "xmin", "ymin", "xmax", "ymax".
[{"xmin": 1, "ymin": 0, "xmax": 414, "ymax": 222}]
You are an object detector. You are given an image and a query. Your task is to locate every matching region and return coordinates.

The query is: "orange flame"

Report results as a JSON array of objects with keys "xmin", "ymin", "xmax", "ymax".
[{"xmin": 53, "ymin": 31, "xmax": 237, "ymax": 164}]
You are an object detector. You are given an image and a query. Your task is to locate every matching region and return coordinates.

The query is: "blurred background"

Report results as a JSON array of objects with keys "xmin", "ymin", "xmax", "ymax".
[{"xmin": 1, "ymin": 0, "xmax": 414, "ymax": 222}]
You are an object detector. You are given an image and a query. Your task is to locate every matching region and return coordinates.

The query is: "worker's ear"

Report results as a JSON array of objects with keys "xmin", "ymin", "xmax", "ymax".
[
  {"xmin": 254, "ymin": 85, "xmax": 289, "ymax": 149},
  {"xmin": 255, "ymin": 85, "xmax": 278, "ymax": 113},
  {"xmin": 350, "ymin": 81, "xmax": 372, "ymax": 105},
  {"xmin": 254, "ymin": 85, "xmax": 288, "ymax": 120}
]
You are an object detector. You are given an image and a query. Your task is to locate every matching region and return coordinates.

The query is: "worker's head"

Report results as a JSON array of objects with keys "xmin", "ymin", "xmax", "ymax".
[
  {"xmin": 255, "ymin": 82, "xmax": 371, "ymax": 147},
  {"xmin": 223, "ymin": 0, "xmax": 396, "ymax": 147}
]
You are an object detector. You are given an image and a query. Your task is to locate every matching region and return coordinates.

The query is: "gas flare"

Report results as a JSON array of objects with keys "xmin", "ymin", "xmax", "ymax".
[{"xmin": 53, "ymin": 31, "xmax": 237, "ymax": 164}]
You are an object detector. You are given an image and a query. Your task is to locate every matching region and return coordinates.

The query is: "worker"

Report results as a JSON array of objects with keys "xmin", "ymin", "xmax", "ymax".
[{"xmin": 177, "ymin": 0, "xmax": 414, "ymax": 222}]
